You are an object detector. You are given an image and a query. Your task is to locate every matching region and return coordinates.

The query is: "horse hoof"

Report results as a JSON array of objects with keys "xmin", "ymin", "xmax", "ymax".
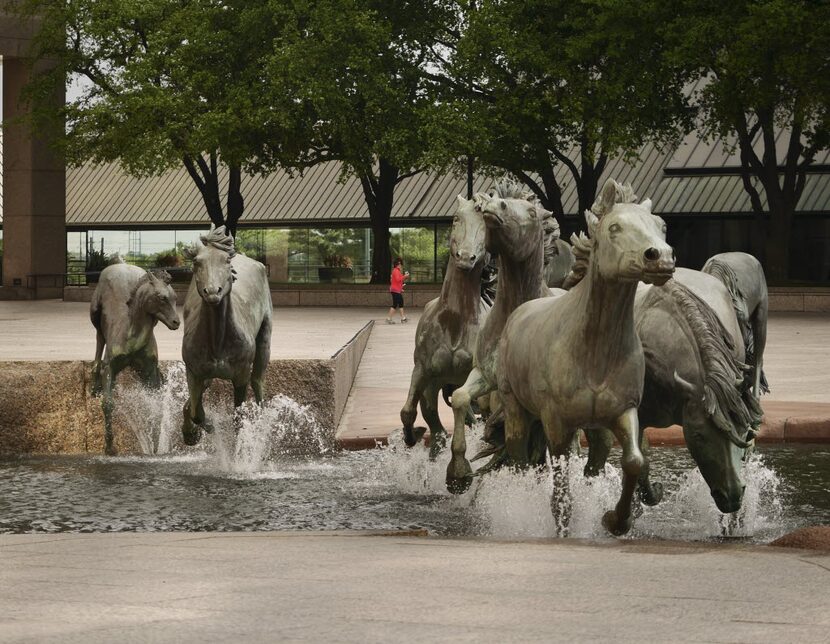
[
  {"xmin": 583, "ymin": 463, "xmax": 603, "ymax": 478},
  {"xmin": 638, "ymin": 482, "xmax": 664, "ymax": 506},
  {"xmin": 446, "ymin": 458, "xmax": 473, "ymax": 494},
  {"xmin": 182, "ymin": 418, "xmax": 202, "ymax": 446},
  {"xmin": 602, "ymin": 510, "xmax": 632, "ymax": 536},
  {"xmin": 403, "ymin": 426, "xmax": 427, "ymax": 448}
]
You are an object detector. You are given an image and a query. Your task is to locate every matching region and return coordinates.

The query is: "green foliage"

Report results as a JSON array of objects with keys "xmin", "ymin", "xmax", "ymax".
[
  {"xmin": 150, "ymin": 249, "xmax": 185, "ymax": 268},
  {"xmin": 428, "ymin": 0, "xmax": 692, "ymax": 215},
  {"xmin": 85, "ymin": 248, "xmax": 117, "ymax": 272},
  {"xmin": 664, "ymin": 0, "xmax": 830, "ymax": 280},
  {"xmin": 18, "ymin": 0, "xmax": 314, "ymax": 230}
]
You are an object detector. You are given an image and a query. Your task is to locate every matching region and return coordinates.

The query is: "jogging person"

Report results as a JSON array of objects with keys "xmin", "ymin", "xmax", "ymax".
[{"xmin": 386, "ymin": 258, "xmax": 409, "ymax": 324}]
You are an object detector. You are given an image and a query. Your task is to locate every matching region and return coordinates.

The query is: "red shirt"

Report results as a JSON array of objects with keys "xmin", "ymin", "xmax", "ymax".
[{"xmin": 390, "ymin": 266, "xmax": 406, "ymax": 293}]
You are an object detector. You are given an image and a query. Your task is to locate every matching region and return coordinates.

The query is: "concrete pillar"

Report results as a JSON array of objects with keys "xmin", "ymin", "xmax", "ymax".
[{"xmin": 2, "ymin": 57, "xmax": 65, "ymax": 298}]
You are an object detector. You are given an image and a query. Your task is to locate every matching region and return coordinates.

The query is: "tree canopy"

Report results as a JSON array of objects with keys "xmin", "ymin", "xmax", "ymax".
[
  {"xmin": 20, "ymin": 0, "xmax": 312, "ymax": 234},
  {"xmin": 427, "ymin": 0, "xmax": 691, "ymax": 225},
  {"xmin": 665, "ymin": 0, "xmax": 830, "ymax": 281}
]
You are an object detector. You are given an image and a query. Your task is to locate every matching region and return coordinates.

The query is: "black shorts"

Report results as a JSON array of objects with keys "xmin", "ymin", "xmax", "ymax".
[{"xmin": 391, "ymin": 292, "xmax": 404, "ymax": 308}]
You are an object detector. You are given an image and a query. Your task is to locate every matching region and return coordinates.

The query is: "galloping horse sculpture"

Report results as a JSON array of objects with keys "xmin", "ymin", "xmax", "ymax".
[
  {"xmin": 181, "ymin": 226, "xmax": 272, "ymax": 445},
  {"xmin": 446, "ymin": 180, "xmax": 555, "ymax": 493},
  {"xmin": 90, "ymin": 264, "xmax": 180, "ymax": 455},
  {"xmin": 400, "ymin": 195, "xmax": 490, "ymax": 458},
  {"xmin": 497, "ymin": 179, "xmax": 675, "ymax": 535},
  {"xmin": 703, "ymin": 252, "xmax": 769, "ymax": 398},
  {"xmin": 574, "ymin": 264, "xmax": 763, "ymax": 513}
]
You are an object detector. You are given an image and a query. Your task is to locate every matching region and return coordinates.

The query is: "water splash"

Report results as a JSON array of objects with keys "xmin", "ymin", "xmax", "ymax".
[
  {"xmin": 370, "ymin": 427, "xmax": 790, "ymax": 541},
  {"xmin": 113, "ymin": 362, "xmax": 327, "ymax": 474}
]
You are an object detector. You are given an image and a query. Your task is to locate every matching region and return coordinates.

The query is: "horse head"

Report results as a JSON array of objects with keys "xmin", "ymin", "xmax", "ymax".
[
  {"xmin": 450, "ymin": 194, "xmax": 488, "ymax": 271},
  {"xmin": 184, "ymin": 226, "xmax": 237, "ymax": 307},
  {"xmin": 479, "ymin": 179, "xmax": 553, "ymax": 261},
  {"xmin": 674, "ymin": 373, "xmax": 751, "ymax": 513},
  {"xmin": 134, "ymin": 269, "xmax": 180, "ymax": 330},
  {"xmin": 586, "ymin": 179, "xmax": 675, "ymax": 285}
]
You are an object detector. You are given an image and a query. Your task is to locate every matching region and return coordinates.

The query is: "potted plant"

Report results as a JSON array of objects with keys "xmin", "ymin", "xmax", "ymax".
[
  {"xmin": 318, "ymin": 254, "xmax": 354, "ymax": 283},
  {"xmin": 85, "ymin": 248, "xmax": 117, "ymax": 283},
  {"xmin": 152, "ymin": 248, "xmax": 190, "ymax": 283}
]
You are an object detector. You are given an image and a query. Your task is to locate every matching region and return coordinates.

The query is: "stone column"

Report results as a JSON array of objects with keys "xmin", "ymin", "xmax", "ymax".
[{"xmin": 2, "ymin": 57, "xmax": 65, "ymax": 299}]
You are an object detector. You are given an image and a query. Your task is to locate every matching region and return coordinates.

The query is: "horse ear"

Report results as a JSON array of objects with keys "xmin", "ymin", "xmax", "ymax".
[
  {"xmin": 593, "ymin": 179, "xmax": 620, "ymax": 218},
  {"xmin": 182, "ymin": 243, "xmax": 199, "ymax": 260},
  {"xmin": 640, "ymin": 197, "xmax": 653, "ymax": 212},
  {"xmin": 151, "ymin": 269, "xmax": 172, "ymax": 284},
  {"xmin": 456, "ymin": 194, "xmax": 468, "ymax": 208}
]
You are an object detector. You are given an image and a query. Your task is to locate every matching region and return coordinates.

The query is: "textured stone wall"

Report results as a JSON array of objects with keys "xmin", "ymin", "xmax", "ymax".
[{"xmin": 0, "ymin": 359, "xmax": 339, "ymax": 455}]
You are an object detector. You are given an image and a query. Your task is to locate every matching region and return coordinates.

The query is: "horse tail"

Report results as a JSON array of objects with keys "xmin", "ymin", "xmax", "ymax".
[
  {"xmin": 702, "ymin": 258, "xmax": 753, "ymax": 353},
  {"xmin": 663, "ymin": 280, "xmax": 763, "ymax": 432},
  {"xmin": 89, "ymin": 283, "xmax": 102, "ymax": 330}
]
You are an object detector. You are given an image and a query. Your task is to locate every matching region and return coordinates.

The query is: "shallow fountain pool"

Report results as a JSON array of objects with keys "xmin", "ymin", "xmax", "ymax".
[{"xmin": 1, "ymin": 437, "xmax": 827, "ymax": 542}]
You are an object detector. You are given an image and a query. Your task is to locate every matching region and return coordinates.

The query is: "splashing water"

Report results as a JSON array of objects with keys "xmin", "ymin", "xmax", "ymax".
[
  {"xmin": 113, "ymin": 362, "xmax": 328, "ymax": 474},
  {"xmin": 368, "ymin": 425, "xmax": 791, "ymax": 541}
]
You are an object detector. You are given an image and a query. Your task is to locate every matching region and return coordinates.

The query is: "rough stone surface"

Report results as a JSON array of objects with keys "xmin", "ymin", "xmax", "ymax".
[
  {"xmin": 0, "ymin": 359, "xmax": 339, "ymax": 455},
  {"xmin": 770, "ymin": 526, "xmax": 830, "ymax": 551},
  {"xmin": 1, "ymin": 532, "xmax": 829, "ymax": 643}
]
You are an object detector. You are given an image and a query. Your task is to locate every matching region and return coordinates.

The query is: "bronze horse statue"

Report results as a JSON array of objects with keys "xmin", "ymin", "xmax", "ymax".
[
  {"xmin": 181, "ymin": 226, "xmax": 272, "ymax": 445},
  {"xmin": 497, "ymin": 179, "xmax": 675, "ymax": 535},
  {"xmin": 400, "ymin": 194, "xmax": 490, "ymax": 458},
  {"xmin": 90, "ymin": 264, "xmax": 180, "ymax": 455},
  {"xmin": 703, "ymin": 252, "xmax": 769, "ymax": 398},
  {"xmin": 445, "ymin": 180, "xmax": 556, "ymax": 493}
]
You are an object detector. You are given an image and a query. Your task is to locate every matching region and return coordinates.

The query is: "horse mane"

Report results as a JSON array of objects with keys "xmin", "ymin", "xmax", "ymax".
[
  {"xmin": 492, "ymin": 177, "xmax": 535, "ymax": 201},
  {"xmin": 703, "ymin": 259, "xmax": 751, "ymax": 346},
  {"xmin": 200, "ymin": 225, "xmax": 236, "ymax": 257},
  {"xmin": 561, "ymin": 231, "xmax": 591, "ymax": 289},
  {"xmin": 589, "ymin": 180, "xmax": 637, "ymax": 218},
  {"xmin": 660, "ymin": 280, "xmax": 763, "ymax": 432}
]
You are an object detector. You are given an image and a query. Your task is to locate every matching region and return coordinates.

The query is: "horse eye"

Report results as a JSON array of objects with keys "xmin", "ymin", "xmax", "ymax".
[
  {"xmin": 609, "ymin": 223, "xmax": 622, "ymax": 234},
  {"xmin": 661, "ymin": 224, "xmax": 667, "ymax": 234},
  {"xmin": 453, "ymin": 216, "xmax": 459, "ymax": 223}
]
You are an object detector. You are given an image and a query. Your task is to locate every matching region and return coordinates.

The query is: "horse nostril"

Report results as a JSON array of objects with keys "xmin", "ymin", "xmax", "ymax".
[
  {"xmin": 500, "ymin": 200, "xmax": 507, "ymax": 210},
  {"xmin": 203, "ymin": 287, "xmax": 208, "ymax": 294},
  {"xmin": 217, "ymin": 286, "xmax": 222, "ymax": 293},
  {"xmin": 671, "ymin": 248, "xmax": 676, "ymax": 261},
  {"xmin": 644, "ymin": 247, "xmax": 660, "ymax": 262},
  {"xmin": 470, "ymin": 255, "xmax": 476, "ymax": 262}
]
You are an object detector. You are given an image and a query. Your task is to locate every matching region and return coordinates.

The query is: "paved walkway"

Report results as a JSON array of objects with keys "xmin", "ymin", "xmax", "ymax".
[
  {"xmin": 0, "ymin": 301, "xmax": 377, "ymax": 361},
  {"xmin": 336, "ymin": 312, "xmax": 830, "ymax": 446},
  {"xmin": 1, "ymin": 532, "xmax": 827, "ymax": 643}
]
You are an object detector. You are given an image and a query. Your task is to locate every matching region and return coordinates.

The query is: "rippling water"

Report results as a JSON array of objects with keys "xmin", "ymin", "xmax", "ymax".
[{"xmin": 1, "ymin": 426, "xmax": 827, "ymax": 541}]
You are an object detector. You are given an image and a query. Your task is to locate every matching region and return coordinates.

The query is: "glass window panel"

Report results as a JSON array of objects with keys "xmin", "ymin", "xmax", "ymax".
[{"xmin": 435, "ymin": 223, "xmax": 452, "ymax": 283}]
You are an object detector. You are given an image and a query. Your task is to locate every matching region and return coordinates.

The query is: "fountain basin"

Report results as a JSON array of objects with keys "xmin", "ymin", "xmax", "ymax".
[{"xmin": 1, "ymin": 444, "xmax": 826, "ymax": 543}]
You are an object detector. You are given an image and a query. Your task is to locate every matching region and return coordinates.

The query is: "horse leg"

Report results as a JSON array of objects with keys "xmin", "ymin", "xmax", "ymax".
[
  {"xmin": 752, "ymin": 299, "xmax": 769, "ymax": 397},
  {"xmin": 182, "ymin": 368, "xmax": 207, "ymax": 446},
  {"xmin": 251, "ymin": 319, "xmax": 271, "ymax": 405},
  {"xmin": 400, "ymin": 362, "xmax": 428, "ymax": 447},
  {"xmin": 540, "ymin": 408, "xmax": 573, "ymax": 536},
  {"xmin": 421, "ymin": 382, "xmax": 448, "ymax": 460},
  {"xmin": 602, "ymin": 407, "xmax": 644, "ymax": 536},
  {"xmin": 582, "ymin": 428, "xmax": 613, "ymax": 477},
  {"xmin": 101, "ymin": 363, "xmax": 116, "ymax": 456},
  {"xmin": 503, "ymin": 390, "xmax": 532, "ymax": 466},
  {"xmin": 91, "ymin": 330, "xmax": 105, "ymax": 395},
  {"xmin": 447, "ymin": 367, "xmax": 489, "ymax": 494},
  {"xmin": 636, "ymin": 429, "xmax": 663, "ymax": 506}
]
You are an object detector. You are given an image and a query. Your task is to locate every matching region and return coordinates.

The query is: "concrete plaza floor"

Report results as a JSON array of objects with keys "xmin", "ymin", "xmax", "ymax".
[
  {"xmin": 0, "ymin": 532, "xmax": 828, "ymax": 643},
  {"xmin": 0, "ymin": 301, "xmax": 377, "ymax": 360}
]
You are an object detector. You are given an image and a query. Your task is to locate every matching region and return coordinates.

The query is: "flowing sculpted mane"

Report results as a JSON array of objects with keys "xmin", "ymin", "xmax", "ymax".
[
  {"xmin": 200, "ymin": 226, "xmax": 236, "ymax": 257},
  {"xmin": 659, "ymin": 281, "xmax": 763, "ymax": 433},
  {"xmin": 701, "ymin": 259, "xmax": 752, "ymax": 350}
]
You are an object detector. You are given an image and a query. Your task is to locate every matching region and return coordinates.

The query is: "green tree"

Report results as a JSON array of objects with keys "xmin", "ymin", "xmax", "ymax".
[
  {"xmin": 428, "ymin": 0, "xmax": 690, "ymax": 226},
  {"xmin": 666, "ymin": 0, "xmax": 830, "ymax": 281},
  {"xmin": 262, "ymin": 0, "xmax": 455, "ymax": 283},
  {"xmin": 18, "ymin": 0, "xmax": 310, "ymax": 235}
]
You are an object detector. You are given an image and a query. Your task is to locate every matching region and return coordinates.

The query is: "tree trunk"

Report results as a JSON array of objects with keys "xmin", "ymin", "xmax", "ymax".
[
  {"xmin": 371, "ymin": 216, "xmax": 392, "ymax": 285},
  {"xmin": 362, "ymin": 159, "xmax": 399, "ymax": 285},
  {"xmin": 225, "ymin": 165, "xmax": 245, "ymax": 237},
  {"xmin": 763, "ymin": 196, "xmax": 795, "ymax": 283}
]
